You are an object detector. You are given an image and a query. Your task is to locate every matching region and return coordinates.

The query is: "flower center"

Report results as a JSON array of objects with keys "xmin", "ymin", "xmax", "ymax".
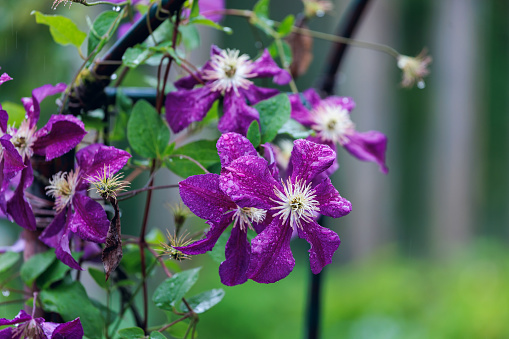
[
  {"xmin": 271, "ymin": 177, "xmax": 319, "ymax": 229},
  {"xmin": 8, "ymin": 120, "xmax": 37, "ymax": 160},
  {"xmin": 232, "ymin": 206, "xmax": 266, "ymax": 232},
  {"xmin": 203, "ymin": 49, "xmax": 257, "ymax": 95},
  {"xmin": 310, "ymin": 103, "xmax": 355, "ymax": 145},
  {"xmin": 13, "ymin": 319, "xmax": 44, "ymax": 338},
  {"xmin": 46, "ymin": 168, "xmax": 80, "ymax": 212}
]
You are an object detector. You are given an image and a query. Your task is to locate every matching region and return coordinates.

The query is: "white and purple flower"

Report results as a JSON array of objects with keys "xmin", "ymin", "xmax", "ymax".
[
  {"xmin": 176, "ymin": 133, "xmax": 273, "ymax": 286},
  {"xmin": 39, "ymin": 144, "xmax": 131, "ymax": 270},
  {"xmin": 290, "ymin": 88, "xmax": 388, "ymax": 173},
  {"xmin": 165, "ymin": 45, "xmax": 291, "ymax": 135},
  {"xmin": 220, "ymin": 136, "xmax": 352, "ymax": 283}
]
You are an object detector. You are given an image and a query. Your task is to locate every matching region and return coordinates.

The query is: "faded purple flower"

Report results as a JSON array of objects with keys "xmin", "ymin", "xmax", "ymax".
[
  {"xmin": 220, "ymin": 137, "xmax": 352, "ymax": 283},
  {"xmin": 165, "ymin": 45, "xmax": 291, "ymax": 135},
  {"xmin": 0, "ymin": 309, "xmax": 83, "ymax": 339},
  {"xmin": 290, "ymin": 88, "xmax": 388, "ymax": 173},
  {"xmin": 4, "ymin": 83, "xmax": 87, "ymax": 231},
  {"xmin": 39, "ymin": 144, "xmax": 131, "ymax": 270},
  {"xmin": 176, "ymin": 133, "xmax": 272, "ymax": 286}
]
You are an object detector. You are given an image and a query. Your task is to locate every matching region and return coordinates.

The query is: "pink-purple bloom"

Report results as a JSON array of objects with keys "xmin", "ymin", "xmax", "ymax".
[
  {"xmin": 39, "ymin": 144, "xmax": 131, "ymax": 270},
  {"xmin": 3, "ymin": 83, "xmax": 87, "ymax": 231},
  {"xmin": 0, "ymin": 309, "xmax": 83, "ymax": 339},
  {"xmin": 165, "ymin": 45, "xmax": 291, "ymax": 135},
  {"xmin": 220, "ymin": 136, "xmax": 352, "ymax": 283},
  {"xmin": 176, "ymin": 133, "xmax": 272, "ymax": 286},
  {"xmin": 290, "ymin": 88, "xmax": 388, "ymax": 173}
]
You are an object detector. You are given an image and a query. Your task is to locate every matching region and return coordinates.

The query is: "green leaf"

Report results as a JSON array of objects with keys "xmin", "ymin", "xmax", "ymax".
[
  {"xmin": 268, "ymin": 40, "xmax": 292, "ymax": 67},
  {"xmin": 165, "ymin": 321, "xmax": 191, "ymax": 339},
  {"xmin": 277, "ymin": 14, "xmax": 295, "ymax": 37},
  {"xmin": 253, "ymin": 0, "xmax": 270, "ymax": 18},
  {"xmin": 153, "ymin": 267, "xmax": 201, "ymax": 311},
  {"xmin": 188, "ymin": 16, "xmax": 233, "ymax": 34},
  {"xmin": 246, "ymin": 120, "xmax": 261, "ymax": 148},
  {"xmin": 1, "ymin": 101, "xmax": 25, "ymax": 128},
  {"xmin": 255, "ymin": 93, "xmax": 291, "ymax": 144},
  {"xmin": 127, "ymin": 100, "xmax": 170, "ymax": 159},
  {"xmin": 165, "ymin": 140, "xmax": 220, "ymax": 178},
  {"xmin": 277, "ymin": 118, "xmax": 313, "ymax": 139},
  {"xmin": 180, "ymin": 289, "xmax": 225, "ymax": 314},
  {"xmin": 32, "ymin": 11, "xmax": 86, "ymax": 49},
  {"xmin": 37, "ymin": 260, "xmax": 71, "ymax": 290},
  {"xmin": 150, "ymin": 332, "xmax": 167, "ymax": 339},
  {"xmin": 20, "ymin": 250, "xmax": 56, "ymax": 286},
  {"xmin": 40, "ymin": 281, "xmax": 104, "ymax": 338},
  {"xmin": 118, "ymin": 327, "xmax": 145, "ymax": 339},
  {"xmin": 190, "ymin": 0, "xmax": 200, "ymax": 19},
  {"xmin": 123, "ymin": 45, "xmax": 152, "ymax": 68},
  {"xmin": 0, "ymin": 252, "xmax": 20, "ymax": 274},
  {"xmin": 120, "ymin": 245, "xmax": 155, "ymax": 275},
  {"xmin": 88, "ymin": 267, "xmax": 108, "ymax": 289},
  {"xmin": 88, "ymin": 11, "xmax": 122, "ymax": 56},
  {"xmin": 179, "ymin": 24, "xmax": 200, "ymax": 51},
  {"xmin": 208, "ymin": 229, "xmax": 230, "ymax": 264}
]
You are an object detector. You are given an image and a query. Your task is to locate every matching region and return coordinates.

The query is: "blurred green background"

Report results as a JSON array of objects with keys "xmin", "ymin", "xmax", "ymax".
[{"xmin": 1, "ymin": 0, "xmax": 509, "ymax": 338}]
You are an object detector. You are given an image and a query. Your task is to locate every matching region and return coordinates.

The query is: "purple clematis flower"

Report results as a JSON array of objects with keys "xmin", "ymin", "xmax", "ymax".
[
  {"xmin": 220, "ymin": 137, "xmax": 352, "ymax": 283},
  {"xmin": 165, "ymin": 45, "xmax": 291, "ymax": 135},
  {"xmin": 176, "ymin": 133, "xmax": 273, "ymax": 286},
  {"xmin": 0, "ymin": 309, "xmax": 83, "ymax": 339},
  {"xmin": 0, "ymin": 67, "xmax": 12, "ymax": 85},
  {"xmin": 290, "ymin": 88, "xmax": 388, "ymax": 173},
  {"xmin": 4, "ymin": 83, "xmax": 87, "ymax": 231},
  {"xmin": 39, "ymin": 144, "xmax": 131, "ymax": 270}
]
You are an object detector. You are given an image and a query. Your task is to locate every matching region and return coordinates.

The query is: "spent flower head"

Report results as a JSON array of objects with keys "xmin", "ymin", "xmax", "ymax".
[
  {"xmin": 397, "ymin": 49, "xmax": 432, "ymax": 88},
  {"xmin": 303, "ymin": 0, "xmax": 333, "ymax": 18},
  {"xmin": 86, "ymin": 165, "xmax": 129, "ymax": 199},
  {"xmin": 160, "ymin": 229, "xmax": 193, "ymax": 261}
]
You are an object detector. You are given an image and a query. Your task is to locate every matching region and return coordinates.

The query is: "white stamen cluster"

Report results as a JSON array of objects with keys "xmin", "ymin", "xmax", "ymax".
[
  {"xmin": 46, "ymin": 169, "xmax": 80, "ymax": 212},
  {"xmin": 271, "ymin": 177, "xmax": 319, "ymax": 229},
  {"xmin": 311, "ymin": 103, "xmax": 355, "ymax": 145},
  {"xmin": 232, "ymin": 206, "xmax": 266, "ymax": 232},
  {"xmin": 8, "ymin": 120, "xmax": 37, "ymax": 160},
  {"xmin": 203, "ymin": 49, "xmax": 257, "ymax": 95}
]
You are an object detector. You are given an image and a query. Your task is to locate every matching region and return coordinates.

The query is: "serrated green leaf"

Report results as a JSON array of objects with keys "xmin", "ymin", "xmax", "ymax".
[
  {"xmin": 208, "ymin": 229, "xmax": 230, "ymax": 264},
  {"xmin": 123, "ymin": 45, "xmax": 152, "ymax": 68},
  {"xmin": 127, "ymin": 100, "xmax": 170, "ymax": 159},
  {"xmin": 88, "ymin": 11, "xmax": 122, "ymax": 56},
  {"xmin": 246, "ymin": 120, "xmax": 261, "ymax": 148},
  {"xmin": 278, "ymin": 118, "xmax": 313, "ymax": 139},
  {"xmin": 0, "ymin": 252, "xmax": 20, "ymax": 274},
  {"xmin": 278, "ymin": 14, "xmax": 295, "ymax": 37},
  {"xmin": 1, "ymin": 101, "xmax": 25, "ymax": 128},
  {"xmin": 180, "ymin": 289, "xmax": 225, "ymax": 314},
  {"xmin": 37, "ymin": 260, "xmax": 71, "ymax": 290},
  {"xmin": 153, "ymin": 267, "xmax": 201, "ymax": 311},
  {"xmin": 88, "ymin": 267, "xmax": 108, "ymax": 289},
  {"xmin": 165, "ymin": 140, "xmax": 219, "ymax": 178},
  {"xmin": 150, "ymin": 332, "xmax": 167, "ymax": 339},
  {"xmin": 40, "ymin": 281, "xmax": 104, "ymax": 338},
  {"xmin": 20, "ymin": 250, "xmax": 56, "ymax": 286},
  {"xmin": 256, "ymin": 93, "xmax": 291, "ymax": 144},
  {"xmin": 118, "ymin": 327, "xmax": 145, "ymax": 339},
  {"xmin": 32, "ymin": 11, "xmax": 86, "ymax": 49}
]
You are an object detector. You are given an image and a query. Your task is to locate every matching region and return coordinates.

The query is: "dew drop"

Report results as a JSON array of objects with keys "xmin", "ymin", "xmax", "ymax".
[
  {"xmin": 111, "ymin": 74, "xmax": 118, "ymax": 80},
  {"xmin": 417, "ymin": 80, "xmax": 426, "ymax": 89},
  {"xmin": 2, "ymin": 290, "xmax": 10, "ymax": 297},
  {"xmin": 179, "ymin": 156, "xmax": 183, "ymax": 160},
  {"xmin": 316, "ymin": 10, "xmax": 325, "ymax": 17},
  {"xmin": 112, "ymin": 6, "xmax": 121, "ymax": 11}
]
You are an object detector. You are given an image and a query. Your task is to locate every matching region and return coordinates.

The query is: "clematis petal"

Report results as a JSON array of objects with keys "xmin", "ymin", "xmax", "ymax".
[
  {"xmin": 302, "ymin": 88, "xmax": 322, "ymax": 108},
  {"xmin": 251, "ymin": 49, "xmax": 291, "ymax": 85},
  {"xmin": 176, "ymin": 216, "xmax": 232, "ymax": 255},
  {"xmin": 71, "ymin": 194, "xmax": 109, "ymax": 243},
  {"xmin": 219, "ymin": 224, "xmax": 250, "ymax": 286},
  {"xmin": 239, "ymin": 85, "xmax": 280, "ymax": 106},
  {"xmin": 297, "ymin": 220, "xmax": 340, "ymax": 274},
  {"xmin": 302, "ymin": 135, "xmax": 338, "ymax": 183},
  {"xmin": 289, "ymin": 139, "xmax": 335, "ymax": 183},
  {"xmin": 56, "ymin": 231, "xmax": 83, "ymax": 270},
  {"xmin": 33, "ymin": 115, "xmax": 86, "ymax": 161},
  {"xmin": 247, "ymin": 220, "xmax": 295, "ymax": 283},
  {"xmin": 24, "ymin": 83, "xmax": 67, "ymax": 127},
  {"xmin": 0, "ymin": 105, "xmax": 8, "ymax": 132},
  {"xmin": 0, "ymin": 328, "xmax": 13, "ymax": 339},
  {"xmin": 216, "ymin": 132, "xmax": 257, "ymax": 167},
  {"xmin": 220, "ymin": 155, "xmax": 279, "ymax": 210},
  {"xmin": 6, "ymin": 159, "xmax": 35, "ymax": 230},
  {"xmin": 165, "ymin": 87, "xmax": 220, "ymax": 133},
  {"xmin": 343, "ymin": 131, "xmax": 388, "ymax": 174},
  {"xmin": 219, "ymin": 92, "xmax": 259, "ymax": 135},
  {"xmin": 314, "ymin": 177, "xmax": 352, "ymax": 218},
  {"xmin": 261, "ymin": 142, "xmax": 280, "ymax": 180},
  {"xmin": 0, "ymin": 135, "xmax": 26, "ymax": 178},
  {"xmin": 0, "ymin": 72, "xmax": 12, "ymax": 86},
  {"xmin": 179, "ymin": 173, "xmax": 236, "ymax": 222},
  {"xmin": 0, "ymin": 310, "xmax": 32, "ymax": 326},
  {"xmin": 322, "ymin": 95, "xmax": 356, "ymax": 112},
  {"xmin": 289, "ymin": 92, "xmax": 315, "ymax": 126},
  {"xmin": 50, "ymin": 318, "xmax": 84, "ymax": 339}
]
